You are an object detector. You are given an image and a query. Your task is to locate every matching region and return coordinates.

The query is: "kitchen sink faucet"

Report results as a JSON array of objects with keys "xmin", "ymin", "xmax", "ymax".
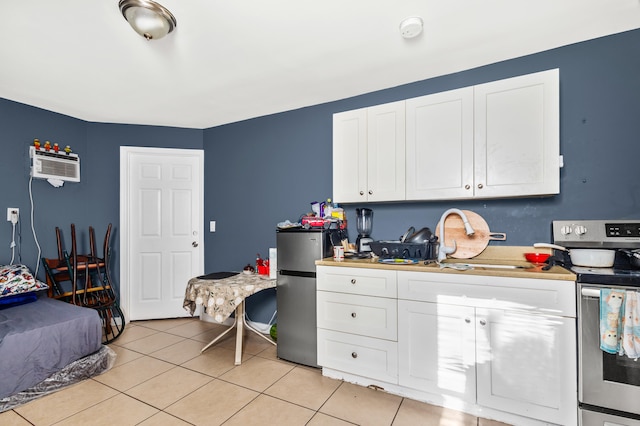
[{"xmin": 437, "ymin": 208, "xmax": 475, "ymax": 262}]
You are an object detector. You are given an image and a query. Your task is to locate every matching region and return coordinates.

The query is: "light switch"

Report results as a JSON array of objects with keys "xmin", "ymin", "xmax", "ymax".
[{"xmin": 209, "ymin": 221, "xmax": 216, "ymax": 232}]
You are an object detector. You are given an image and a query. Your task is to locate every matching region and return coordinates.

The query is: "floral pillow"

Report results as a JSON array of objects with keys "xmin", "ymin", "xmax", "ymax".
[{"xmin": 0, "ymin": 264, "xmax": 48, "ymax": 298}]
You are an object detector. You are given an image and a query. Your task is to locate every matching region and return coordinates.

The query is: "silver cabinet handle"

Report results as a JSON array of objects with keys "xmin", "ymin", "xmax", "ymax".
[
  {"xmin": 479, "ymin": 319, "xmax": 486, "ymax": 326},
  {"xmin": 359, "ymin": 191, "xmax": 364, "ymax": 196},
  {"xmin": 351, "ymin": 279, "xmax": 356, "ymax": 284},
  {"xmin": 192, "ymin": 241, "xmax": 199, "ymax": 247},
  {"xmin": 465, "ymin": 318, "xmax": 471, "ymax": 323},
  {"xmin": 581, "ymin": 288, "xmax": 601, "ymax": 298},
  {"xmin": 465, "ymin": 184, "xmax": 471, "ymax": 190},
  {"xmin": 351, "ymin": 352, "xmax": 358, "ymax": 359},
  {"xmin": 351, "ymin": 312, "xmax": 357, "ymax": 318},
  {"xmin": 477, "ymin": 183, "xmax": 484, "ymax": 189},
  {"xmin": 368, "ymin": 190, "xmax": 373, "ymax": 195}
]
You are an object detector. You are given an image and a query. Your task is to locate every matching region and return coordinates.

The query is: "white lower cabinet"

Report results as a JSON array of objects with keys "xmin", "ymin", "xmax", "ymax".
[
  {"xmin": 474, "ymin": 307, "xmax": 576, "ymax": 424},
  {"xmin": 398, "ymin": 300, "xmax": 476, "ymax": 402},
  {"xmin": 317, "ymin": 265, "xmax": 577, "ymax": 426},
  {"xmin": 317, "ymin": 329, "xmax": 398, "ymax": 384},
  {"xmin": 317, "ymin": 266, "xmax": 399, "ymax": 386},
  {"xmin": 398, "ymin": 300, "xmax": 576, "ymax": 425},
  {"xmin": 397, "ymin": 271, "xmax": 577, "ymax": 426}
]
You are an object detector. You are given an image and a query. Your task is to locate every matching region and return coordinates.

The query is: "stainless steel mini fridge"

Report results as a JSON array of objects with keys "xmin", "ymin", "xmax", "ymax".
[{"xmin": 276, "ymin": 228, "xmax": 337, "ymax": 367}]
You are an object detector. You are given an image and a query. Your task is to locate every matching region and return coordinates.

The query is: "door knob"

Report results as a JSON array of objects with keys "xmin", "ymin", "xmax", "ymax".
[{"xmin": 192, "ymin": 241, "xmax": 199, "ymax": 247}]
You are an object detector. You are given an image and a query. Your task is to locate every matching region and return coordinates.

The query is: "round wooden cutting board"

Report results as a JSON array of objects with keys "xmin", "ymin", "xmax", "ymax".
[{"xmin": 435, "ymin": 210, "xmax": 507, "ymax": 259}]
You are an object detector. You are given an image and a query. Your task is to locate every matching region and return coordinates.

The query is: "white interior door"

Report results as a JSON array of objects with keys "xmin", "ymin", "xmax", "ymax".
[{"xmin": 120, "ymin": 146, "xmax": 204, "ymax": 321}]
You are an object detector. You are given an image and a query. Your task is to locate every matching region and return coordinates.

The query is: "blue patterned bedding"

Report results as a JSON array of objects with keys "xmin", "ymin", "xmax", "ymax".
[{"xmin": 0, "ymin": 264, "xmax": 48, "ymax": 299}]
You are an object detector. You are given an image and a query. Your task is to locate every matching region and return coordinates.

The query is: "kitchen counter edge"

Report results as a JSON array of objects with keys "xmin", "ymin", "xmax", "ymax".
[{"xmin": 316, "ymin": 246, "xmax": 575, "ymax": 281}]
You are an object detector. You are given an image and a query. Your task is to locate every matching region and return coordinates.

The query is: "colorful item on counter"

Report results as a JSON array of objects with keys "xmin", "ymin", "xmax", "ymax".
[
  {"xmin": 256, "ymin": 254, "xmax": 269, "ymax": 275},
  {"xmin": 33, "ymin": 139, "xmax": 40, "ymax": 149},
  {"xmin": 64, "ymin": 145, "xmax": 72, "ymax": 154},
  {"xmin": 53, "ymin": 143, "xmax": 59, "ymax": 153},
  {"xmin": 378, "ymin": 258, "xmax": 419, "ymax": 264}
]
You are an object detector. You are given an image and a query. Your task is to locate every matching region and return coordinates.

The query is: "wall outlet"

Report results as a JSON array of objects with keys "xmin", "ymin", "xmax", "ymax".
[
  {"xmin": 6, "ymin": 208, "xmax": 19, "ymax": 222},
  {"xmin": 209, "ymin": 221, "xmax": 216, "ymax": 232}
]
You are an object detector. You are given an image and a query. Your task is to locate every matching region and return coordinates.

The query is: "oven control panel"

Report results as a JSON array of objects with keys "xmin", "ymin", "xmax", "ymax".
[{"xmin": 553, "ymin": 220, "xmax": 640, "ymax": 248}]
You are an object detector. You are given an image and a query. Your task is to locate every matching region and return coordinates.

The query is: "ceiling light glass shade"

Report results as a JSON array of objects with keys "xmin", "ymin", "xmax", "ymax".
[{"xmin": 119, "ymin": 0, "xmax": 177, "ymax": 40}]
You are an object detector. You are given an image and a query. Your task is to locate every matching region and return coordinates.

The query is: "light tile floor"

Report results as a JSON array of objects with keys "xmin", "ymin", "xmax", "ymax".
[{"xmin": 0, "ymin": 318, "xmax": 512, "ymax": 426}]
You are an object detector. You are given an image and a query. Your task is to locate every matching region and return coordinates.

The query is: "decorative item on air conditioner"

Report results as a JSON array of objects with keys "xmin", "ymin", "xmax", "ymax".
[{"xmin": 29, "ymin": 140, "xmax": 80, "ymax": 186}]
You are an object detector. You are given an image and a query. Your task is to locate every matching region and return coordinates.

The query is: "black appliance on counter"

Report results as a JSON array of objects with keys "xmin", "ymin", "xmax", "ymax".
[
  {"xmin": 551, "ymin": 220, "xmax": 640, "ymax": 426},
  {"xmin": 369, "ymin": 227, "xmax": 439, "ymax": 261},
  {"xmin": 369, "ymin": 240, "xmax": 438, "ymax": 261},
  {"xmin": 355, "ymin": 207, "xmax": 373, "ymax": 252}
]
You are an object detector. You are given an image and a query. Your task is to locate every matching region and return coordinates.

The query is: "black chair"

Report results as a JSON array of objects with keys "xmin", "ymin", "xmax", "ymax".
[{"xmin": 42, "ymin": 224, "xmax": 125, "ymax": 344}]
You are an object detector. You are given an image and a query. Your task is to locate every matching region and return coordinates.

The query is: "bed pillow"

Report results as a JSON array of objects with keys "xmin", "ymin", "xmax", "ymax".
[
  {"xmin": 0, "ymin": 292, "xmax": 38, "ymax": 309},
  {"xmin": 0, "ymin": 264, "xmax": 48, "ymax": 298}
]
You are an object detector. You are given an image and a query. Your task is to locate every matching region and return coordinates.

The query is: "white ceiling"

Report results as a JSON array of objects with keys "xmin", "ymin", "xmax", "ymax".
[{"xmin": 1, "ymin": 1, "xmax": 639, "ymax": 130}]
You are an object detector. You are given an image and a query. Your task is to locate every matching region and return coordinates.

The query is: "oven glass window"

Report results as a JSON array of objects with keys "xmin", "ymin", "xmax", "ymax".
[{"xmin": 602, "ymin": 352, "xmax": 640, "ymax": 386}]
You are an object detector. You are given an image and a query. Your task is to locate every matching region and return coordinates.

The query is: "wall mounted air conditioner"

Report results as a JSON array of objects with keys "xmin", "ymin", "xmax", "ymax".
[{"xmin": 30, "ymin": 146, "xmax": 80, "ymax": 182}]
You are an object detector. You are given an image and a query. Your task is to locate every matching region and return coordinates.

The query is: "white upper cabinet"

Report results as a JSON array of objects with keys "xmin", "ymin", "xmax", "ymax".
[
  {"xmin": 333, "ymin": 108, "xmax": 367, "ymax": 203},
  {"xmin": 473, "ymin": 69, "xmax": 560, "ymax": 198},
  {"xmin": 335, "ymin": 69, "xmax": 560, "ymax": 203},
  {"xmin": 406, "ymin": 69, "xmax": 560, "ymax": 200},
  {"xmin": 406, "ymin": 87, "xmax": 474, "ymax": 200},
  {"xmin": 333, "ymin": 101, "xmax": 405, "ymax": 203}
]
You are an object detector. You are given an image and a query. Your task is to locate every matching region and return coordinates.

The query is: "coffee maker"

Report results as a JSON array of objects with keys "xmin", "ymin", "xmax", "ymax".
[{"xmin": 355, "ymin": 208, "xmax": 373, "ymax": 252}]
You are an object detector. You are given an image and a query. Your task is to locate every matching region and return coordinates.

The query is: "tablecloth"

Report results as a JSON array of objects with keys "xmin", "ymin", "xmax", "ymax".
[{"xmin": 183, "ymin": 273, "xmax": 276, "ymax": 323}]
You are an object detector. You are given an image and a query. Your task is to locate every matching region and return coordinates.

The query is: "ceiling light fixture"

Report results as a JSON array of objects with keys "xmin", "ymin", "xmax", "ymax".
[
  {"xmin": 119, "ymin": 0, "xmax": 177, "ymax": 40},
  {"xmin": 399, "ymin": 16, "xmax": 423, "ymax": 39}
]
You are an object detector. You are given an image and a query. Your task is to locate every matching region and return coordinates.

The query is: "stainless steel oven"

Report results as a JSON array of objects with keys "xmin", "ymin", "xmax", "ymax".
[
  {"xmin": 552, "ymin": 220, "xmax": 640, "ymax": 426},
  {"xmin": 579, "ymin": 283, "xmax": 640, "ymax": 425}
]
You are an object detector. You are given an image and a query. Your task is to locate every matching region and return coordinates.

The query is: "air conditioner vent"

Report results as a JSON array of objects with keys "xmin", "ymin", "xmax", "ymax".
[{"xmin": 30, "ymin": 146, "xmax": 80, "ymax": 182}]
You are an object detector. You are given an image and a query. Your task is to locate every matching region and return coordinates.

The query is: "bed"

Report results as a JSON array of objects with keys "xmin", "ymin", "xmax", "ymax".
[{"xmin": 0, "ymin": 264, "xmax": 114, "ymax": 410}]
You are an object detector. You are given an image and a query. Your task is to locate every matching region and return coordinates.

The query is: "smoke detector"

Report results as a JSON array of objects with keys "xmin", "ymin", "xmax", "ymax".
[{"xmin": 399, "ymin": 16, "xmax": 423, "ymax": 39}]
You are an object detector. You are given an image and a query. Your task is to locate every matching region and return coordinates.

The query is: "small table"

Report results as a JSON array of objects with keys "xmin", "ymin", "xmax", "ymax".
[{"xmin": 183, "ymin": 272, "xmax": 276, "ymax": 365}]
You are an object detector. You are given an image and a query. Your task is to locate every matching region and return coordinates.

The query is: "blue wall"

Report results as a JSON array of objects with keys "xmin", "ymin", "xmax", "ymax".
[
  {"xmin": 203, "ymin": 29, "xmax": 640, "ymax": 271},
  {"xmin": 1, "ymin": 29, "xmax": 639, "ymax": 291},
  {"xmin": 0, "ymin": 107, "xmax": 203, "ymax": 293}
]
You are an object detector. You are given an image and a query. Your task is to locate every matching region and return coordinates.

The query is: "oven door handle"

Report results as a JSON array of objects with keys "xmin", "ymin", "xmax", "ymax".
[{"xmin": 580, "ymin": 288, "xmax": 601, "ymax": 298}]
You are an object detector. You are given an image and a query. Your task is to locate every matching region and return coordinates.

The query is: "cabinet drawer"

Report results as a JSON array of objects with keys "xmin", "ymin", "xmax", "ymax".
[
  {"xmin": 317, "ymin": 291, "xmax": 397, "ymax": 340},
  {"xmin": 398, "ymin": 271, "xmax": 576, "ymax": 317},
  {"xmin": 317, "ymin": 265, "xmax": 397, "ymax": 297},
  {"xmin": 317, "ymin": 329, "xmax": 398, "ymax": 384}
]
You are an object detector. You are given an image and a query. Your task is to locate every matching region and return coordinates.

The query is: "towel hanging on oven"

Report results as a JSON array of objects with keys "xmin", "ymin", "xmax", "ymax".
[
  {"xmin": 621, "ymin": 291, "xmax": 640, "ymax": 360},
  {"xmin": 599, "ymin": 289, "xmax": 625, "ymax": 354}
]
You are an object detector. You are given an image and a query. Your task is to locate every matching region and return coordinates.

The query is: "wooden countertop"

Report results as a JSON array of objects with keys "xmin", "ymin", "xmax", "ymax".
[{"xmin": 316, "ymin": 246, "xmax": 576, "ymax": 281}]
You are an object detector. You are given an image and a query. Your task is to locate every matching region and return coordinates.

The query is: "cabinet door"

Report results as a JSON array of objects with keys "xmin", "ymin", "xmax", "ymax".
[
  {"xmin": 474, "ymin": 69, "xmax": 560, "ymax": 198},
  {"xmin": 406, "ymin": 88, "xmax": 474, "ymax": 200},
  {"xmin": 398, "ymin": 300, "xmax": 476, "ymax": 403},
  {"xmin": 366, "ymin": 101, "xmax": 406, "ymax": 202},
  {"xmin": 475, "ymin": 308, "xmax": 577, "ymax": 426},
  {"xmin": 317, "ymin": 329, "xmax": 398, "ymax": 384},
  {"xmin": 333, "ymin": 108, "xmax": 367, "ymax": 203},
  {"xmin": 317, "ymin": 265, "xmax": 397, "ymax": 298},
  {"xmin": 317, "ymin": 291, "xmax": 397, "ymax": 341}
]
